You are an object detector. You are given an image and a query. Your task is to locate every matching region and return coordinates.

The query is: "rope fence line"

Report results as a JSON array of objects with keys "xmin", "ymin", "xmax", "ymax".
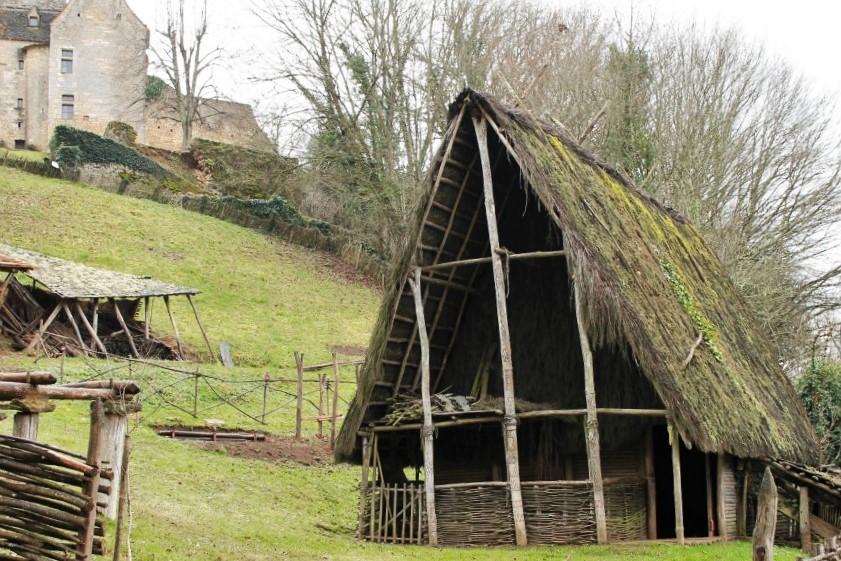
[{"xmin": 63, "ymin": 351, "xmax": 362, "ymax": 446}]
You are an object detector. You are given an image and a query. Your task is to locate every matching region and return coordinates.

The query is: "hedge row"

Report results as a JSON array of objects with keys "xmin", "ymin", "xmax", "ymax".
[{"xmin": 50, "ymin": 125, "xmax": 166, "ymax": 176}]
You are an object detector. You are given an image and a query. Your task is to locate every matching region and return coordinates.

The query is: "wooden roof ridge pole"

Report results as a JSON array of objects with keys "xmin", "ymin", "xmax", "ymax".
[
  {"xmin": 473, "ymin": 113, "xmax": 528, "ymax": 546},
  {"xmin": 185, "ymin": 294, "xmax": 216, "ymax": 363},
  {"xmin": 110, "ymin": 299, "xmax": 140, "ymax": 359},
  {"xmin": 163, "ymin": 296, "xmax": 184, "ymax": 360},
  {"xmin": 409, "ymin": 268, "xmax": 438, "ymax": 546},
  {"xmin": 74, "ymin": 301, "xmax": 108, "ymax": 358},
  {"xmin": 574, "ymin": 283, "xmax": 608, "ymax": 544}
]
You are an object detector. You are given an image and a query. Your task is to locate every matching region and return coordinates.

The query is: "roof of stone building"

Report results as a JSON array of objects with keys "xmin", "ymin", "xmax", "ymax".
[
  {"xmin": 0, "ymin": 244, "xmax": 200, "ymax": 299},
  {"xmin": 0, "ymin": 253, "xmax": 35, "ymax": 272},
  {"xmin": 0, "ymin": 3, "xmax": 62, "ymax": 43}
]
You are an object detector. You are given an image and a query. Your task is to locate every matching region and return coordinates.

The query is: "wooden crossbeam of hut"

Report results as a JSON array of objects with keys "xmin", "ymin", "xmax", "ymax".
[
  {"xmin": 0, "ymin": 244, "xmax": 216, "ymax": 362},
  {"xmin": 335, "ymin": 90, "xmax": 819, "ymax": 548}
]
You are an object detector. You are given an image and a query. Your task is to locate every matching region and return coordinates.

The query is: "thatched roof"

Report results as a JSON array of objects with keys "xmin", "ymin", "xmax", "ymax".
[
  {"xmin": 337, "ymin": 90, "xmax": 818, "ymax": 465},
  {"xmin": 0, "ymin": 244, "xmax": 199, "ymax": 299}
]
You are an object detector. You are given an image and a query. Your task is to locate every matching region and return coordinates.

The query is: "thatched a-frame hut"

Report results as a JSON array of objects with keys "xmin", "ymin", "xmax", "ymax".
[{"xmin": 335, "ymin": 91, "xmax": 819, "ymax": 547}]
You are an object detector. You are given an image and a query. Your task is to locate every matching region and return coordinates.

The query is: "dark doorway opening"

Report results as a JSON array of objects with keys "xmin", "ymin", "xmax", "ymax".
[
  {"xmin": 14, "ymin": 139, "xmax": 25, "ymax": 149},
  {"xmin": 680, "ymin": 445, "xmax": 717, "ymax": 537}
]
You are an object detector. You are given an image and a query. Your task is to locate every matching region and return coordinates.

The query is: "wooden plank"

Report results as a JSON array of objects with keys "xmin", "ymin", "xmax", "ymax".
[
  {"xmin": 409, "ymin": 269, "xmax": 438, "ymax": 546},
  {"xmin": 801, "ymin": 486, "xmax": 812, "ymax": 552},
  {"xmin": 473, "ymin": 114, "xmax": 527, "ymax": 546},
  {"xmin": 753, "ymin": 466, "xmax": 777, "ymax": 561},
  {"xmin": 110, "ymin": 299, "xmax": 140, "ymax": 359},
  {"xmin": 575, "ymin": 285, "xmax": 608, "ymax": 544},
  {"xmin": 671, "ymin": 425, "xmax": 685, "ymax": 545},
  {"xmin": 645, "ymin": 427, "xmax": 657, "ymax": 539},
  {"xmin": 717, "ymin": 454, "xmax": 728, "ymax": 539}
]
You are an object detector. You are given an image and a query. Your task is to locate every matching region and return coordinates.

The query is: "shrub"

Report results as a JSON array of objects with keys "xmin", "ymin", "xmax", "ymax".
[
  {"xmin": 797, "ymin": 360, "xmax": 841, "ymax": 466},
  {"xmin": 55, "ymin": 145, "xmax": 82, "ymax": 169},
  {"xmin": 50, "ymin": 125, "xmax": 166, "ymax": 176},
  {"xmin": 103, "ymin": 121, "xmax": 138, "ymax": 146}
]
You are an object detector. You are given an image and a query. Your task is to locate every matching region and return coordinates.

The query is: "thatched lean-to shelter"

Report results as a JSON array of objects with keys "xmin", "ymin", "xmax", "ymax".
[
  {"xmin": 335, "ymin": 90, "xmax": 819, "ymax": 547},
  {"xmin": 0, "ymin": 244, "xmax": 215, "ymax": 361}
]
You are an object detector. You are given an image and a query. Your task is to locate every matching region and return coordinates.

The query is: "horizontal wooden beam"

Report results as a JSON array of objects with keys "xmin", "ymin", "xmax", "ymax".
[
  {"xmin": 0, "ymin": 372, "xmax": 56, "ymax": 385},
  {"xmin": 420, "ymin": 250, "xmax": 567, "ymax": 273},
  {"xmin": 0, "ymin": 381, "xmax": 139, "ymax": 402}
]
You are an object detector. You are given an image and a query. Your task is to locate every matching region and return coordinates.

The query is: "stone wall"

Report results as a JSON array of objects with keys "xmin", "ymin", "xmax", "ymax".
[
  {"xmin": 47, "ymin": 0, "xmax": 148, "ymax": 148},
  {"xmin": 0, "ymin": 39, "xmax": 31, "ymax": 148},
  {"xmin": 145, "ymin": 93, "xmax": 275, "ymax": 153},
  {"xmin": 23, "ymin": 43, "xmax": 49, "ymax": 148}
]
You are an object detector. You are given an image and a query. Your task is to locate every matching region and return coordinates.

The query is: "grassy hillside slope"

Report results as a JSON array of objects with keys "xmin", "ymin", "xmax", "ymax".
[{"xmin": 0, "ymin": 168, "xmax": 801, "ymax": 560}]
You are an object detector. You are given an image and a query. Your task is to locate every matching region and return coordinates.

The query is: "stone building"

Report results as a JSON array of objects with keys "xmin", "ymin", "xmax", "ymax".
[
  {"xmin": 1, "ymin": 0, "xmax": 272, "ymax": 153},
  {"xmin": 1, "ymin": 0, "xmax": 148, "ymax": 150}
]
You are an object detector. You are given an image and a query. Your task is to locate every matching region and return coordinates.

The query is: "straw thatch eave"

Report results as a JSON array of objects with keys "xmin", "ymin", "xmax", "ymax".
[{"xmin": 336, "ymin": 89, "xmax": 818, "ymax": 466}]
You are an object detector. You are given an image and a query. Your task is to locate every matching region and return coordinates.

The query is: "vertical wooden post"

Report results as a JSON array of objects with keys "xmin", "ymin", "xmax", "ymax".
[
  {"xmin": 186, "ymin": 294, "xmax": 216, "ymax": 362},
  {"xmin": 670, "ymin": 424, "xmax": 685, "ymax": 545},
  {"xmin": 800, "ymin": 486, "xmax": 811, "ymax": 553},
  {"xmin": 295, "ymin": 352, "xmax": 304, "ymax": 440},
  {"xmin": 75, "ymin": 302, "xmax": 108, "ymax": 357},
  {"xmin": 163, "ymin": 296, "xmax": 184, "ymax": 359},
  {"xmin": 358, "ymin": 434, "xmax": 372, "ymax": 540},
  {"xmin": 99, "ymin": 403, "xmax": 129, "ymax": 520},
  {"xmin": 62, "ymin": 302, "xmax": 91, "ymax": 356},
  {"xmin": 473, "ymin": 114, "xmax": 527, "ymax": 547},
  {"xmin": 717, "ymin": 454, "xmax": 728, "ymax": 539},
  {"xmin": 409, "ymin": 269, "xmax": 438, "ymax": 546},
  {"xmin": 331, "ymin": 352, "xmax": 340, "ymax": 448},
  {"xmin": 645, "ymin": 427, "xmax": 657, "ymax": 540},
  {"xmin": 740, "ymin": 470, "xmax": 751, "ymax": 538},
  {"xmin": 143, "ymin": 296, "xmax": 150, "ymax": 340},
  {"xmin": 317, "ymin": 373, "xmax": 325, "ymax": 439},
  {"xmin": 262, "ymin": 373, "xmax": 270, "ymax": 424},
  {"xmin": 706, "ymin": 454, "xmax": 716, "ymax": 537},
  {"xmin": 574, "ymin": 285, "xmax": 608, "ymax": 544},
  {"xmin": 77, "ymin": 400, "xmax": 104, "ymax": 561},
  {"xmin": 112, "ymin": 434, "xmax": 131, "ymax": 561},
  {"xmin": 13, "ymin": 412, "xmax": 39, "ymax": 440},
  {"xmin": 753, "ymin": 466, "xmax": 777, "ymax": 561}
]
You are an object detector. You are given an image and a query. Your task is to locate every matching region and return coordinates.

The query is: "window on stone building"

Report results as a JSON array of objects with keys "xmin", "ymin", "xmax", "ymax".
[
  {"xmin": 28, "ymin": 15, "xmax": 38, "ymax": 27},
  {"xmin": 61, "ymin": 50, "xmax": 74, "ymax": 74},
  {"xmin": 16, "ymin": 99, "xmax": 23, "ymax": 109},
  {"xmin": 18, "ymin": 59, "xmax": 24, "ymax": 70},
  {"xmin": 61, "ymin": 95, "xmax": 74, "ymax": 120}
]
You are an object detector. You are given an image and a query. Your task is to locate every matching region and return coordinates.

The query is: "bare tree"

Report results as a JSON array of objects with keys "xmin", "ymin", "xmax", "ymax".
[{"xmin": 152, "ymin": 0, "xmax": 221, "ymax": 152}]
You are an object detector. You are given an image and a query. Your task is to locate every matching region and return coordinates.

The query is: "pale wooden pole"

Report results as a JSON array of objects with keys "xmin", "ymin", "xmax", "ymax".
[
  {"xmin": 753, "ymin": 466, "xmax": 777, "ymax": 561},
  {"xmin": 473, "ymin": 114, "xmax": 527, "ymax": 546},
  {"xmin": 13, "ymin": 411, "xmax": 40, "ymax": 440},
  {"xmin": 574, "ymin": 285, "xmax": 608, "ymax": 544},
  {"xmin": 409, "ymin": 269, "xmax": 438, "ymax": 546},
  {"xmin": 77, "ymin": 400, "xmax": 104, "ymax": 561},
  {"xmin": 358, "ymin": 434, "xmax": 372, "ymax": 540},
  {"xmin": 800, "ymin": 486, "xmax": 811, "ymax": 553},
  {"xmin": 670, "ymin": 424, "xmax": 685, "ymax": 545},
  {"xmin": 110, "ymin": 299, "xmax": 140, "ymax": 358},
  {"xmin": 717, "ymin": 454, "xmax": 728, "ymax": 539},
  {"xmin": 186, "ymin": 294, "xmax": 216, "ymax": 362},
  {"xmin": 62, "ymin": 302, "xmax": 91, "ymax": 356},
  {"xmin": 75, "ymin": 302, "xmax": 108, "ymax": 357},
  {"xmin": 330, "ymin": 351, "xmax": 340, "ymax": 448},
  {"xmin": 99, "ymin": 401, "xmax": 140, "ymax": 520},
  {"xmin": 163, "ymin": 296, "xmax": 184, "ymax": 359},
  {"xmin": 295, "ymin": 352, "xmax": 304, "ymax": 440},
  {"xmin": 705, "ymin": 454, "xmax": 715, "ymax": 536},
  {"xmin": 143, "ymin": 296, "xmax": 151, "ymax": 340},
  {"xmin": 645, "ymin": 427, "xmax": 657, "ymax": 539}
]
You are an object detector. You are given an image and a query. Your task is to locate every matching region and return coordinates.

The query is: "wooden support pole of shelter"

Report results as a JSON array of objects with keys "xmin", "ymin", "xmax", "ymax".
[
  {"xmin": 753, "ymin": 466, "xmax": 778, "ymax": 561},
  {"xmin": 13, "ymin": 411, "xmax": 39, "ymax": 440},
  {"xmin": 91, "ymin": 299, "xmax": 100, "ymax": 349},
  {"xmin": 717, "ymin": 454, "xmax": 728, "ymax": 539},
  {"xmin": 61, "ymin": 301, "xmax": 91, "ymax": 356},
  {"xmin": 740, "ymin": 470, "xmax": 751, "ymax": 538},
  {"xmin": 358, "ymin": 434, "xmax": 372, "ymax": 540},
  {"xmin": 670, "ymin": 424, "xmax": 685, "ymax": 545},
  {"xmin": 163, "ymin": 296, "xmax": 184, "ymax": 360},
  {"xmin": 645, "ymin": 427, "xmax": 657, "ymax": 540},
  {"xmin": 705, "ymin": 454, "xmax": 716, "ymax": 536},
  {"xmin": 409, "ymin": 269, "xmax": 438, "ymax": 546},
  {"xmin": 473, "ymin": 114, "xmax": 527, "ymax": 546},
  {"xmin": 419, "ymin": 250, "xmax": 568, "ymax": 272},
  {"xmin": 75, "ymin": 302, "xmax": 108, "ymax": 357},
  {"xmin": 800, "ymin": 486, "xmax": 812, "ymax": 553},
  {"xmin": 77, "ymin": 399, "xmax": 104, "ymax": 561},
  {"xmin": 110, "ymin": 299, "xmax": 140, "ymax": 359},
  {"xmin": 295, "ymin": 352, "xmax": 304, "ymax": 440},
  {"xmin": 331, "ymin": 352, "xmax": 340, "ymax": 448},
  {"xmin": 186, "ymin": 294, "xmax": 216, "ymax": 363},
  {"xmin": 143, "ymin": 296, "xmax": 150, "ymax": 340},
  {"xmin": 574, "ymin": 284, "xmax": 608, "ymax": 544},
  {"xmin": 112, "ymin": 434, "xmax": 131, "ymax": 561},
  {"xmin": 26, "ymin": 303, "xmax": 62, "ymax": 353}
]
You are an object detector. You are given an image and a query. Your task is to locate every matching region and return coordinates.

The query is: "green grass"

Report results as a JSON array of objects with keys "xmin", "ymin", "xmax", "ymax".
[
  {"xmin": 1, "ymin": 148, "xmax": 48, "ymax": 162},
  {"xmin": 0, "ymin": 169, "xmax": 804, "ymax": 560}
]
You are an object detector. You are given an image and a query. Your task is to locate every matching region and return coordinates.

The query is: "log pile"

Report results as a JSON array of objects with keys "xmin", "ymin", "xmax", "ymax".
[
  {"xmin": 0, "ymin": 277, "xmax": 178, "ymax": 359},
  {"xmin": 0, "ymin": 434, "xmax": 108, "ymax": 559},
  {"xmin": 382, "ymin": 393, "xmax": 476, "ymax": 425}
]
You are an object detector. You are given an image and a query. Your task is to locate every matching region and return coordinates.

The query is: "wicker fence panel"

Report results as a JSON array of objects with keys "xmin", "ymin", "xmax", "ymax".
[
  {"xmin": 362, "ymin": 483, "xmax": 425, "ymax": 544},
  {"xmin": 436, "ymin": 483, "xmax": 514, "ymax": 546},
  {"xmin": 522, "ymin": 481, "xmax": 596, "ymax": 545},
  {"xmin": 0, "ymin": 435, "xmax": 103, "ymax": 560},
  {"xmin": 604, "ymin": 478, "xmax": 647, "ymax": 541}
]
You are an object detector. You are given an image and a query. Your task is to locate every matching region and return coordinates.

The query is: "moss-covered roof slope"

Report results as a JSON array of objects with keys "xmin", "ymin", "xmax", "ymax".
[{"xmin": 337, "ymin": 90, "xmax": 818, "ymax": 465}]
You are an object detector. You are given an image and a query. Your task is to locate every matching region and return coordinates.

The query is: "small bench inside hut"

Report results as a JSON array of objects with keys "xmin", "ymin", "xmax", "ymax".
[{"xmin": 336, "ymin": 91, "xmax": 819, "ymax": 547}]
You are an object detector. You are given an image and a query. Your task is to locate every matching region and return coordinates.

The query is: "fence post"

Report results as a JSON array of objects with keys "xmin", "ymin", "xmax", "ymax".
[
  {"xmin": 262, "ymin": 372, "xmax": 270, "ymax": 425},
  {"xmin": 295, "ymin": 352, "xmax": 304, "ymax": 440},
  {"xmin": 331, "ymin": 352, "xmax": 340, "ymax": 448},
  {"xmin": 317, "ymin": 372, "xmax": 325, "ymax": 439},
  {"xmin": 193, "ymin": 371, "xmax": 199, "ymax": 418}
]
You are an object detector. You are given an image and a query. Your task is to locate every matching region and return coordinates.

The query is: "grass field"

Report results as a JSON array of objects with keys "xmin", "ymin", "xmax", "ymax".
[
  {"xmin": 0, "ymin": 167, "xmax": 804, "ymax": 560},
  {"xmin": 1, "ymin": 148, "xmax": 48, "ymax": 162}
]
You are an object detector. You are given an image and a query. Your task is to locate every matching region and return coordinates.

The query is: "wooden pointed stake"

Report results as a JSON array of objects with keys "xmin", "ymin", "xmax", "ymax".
[
  {"xmin": 163, "ymin": 296, "xmax": 184, "ymax": 360},
  {"xmin": 473, "ymin": 114, "xmax": 527, "ymax": 546},
  {"xmin": 186, "ymin": 294, "xmax": 216, "ymax": 362},
  {"xmin": 753, "ymin": 467, "xmax": 777, "ymax": 561},
  {"xmin": 75, "ymin": 302, "xmax": 108, "ymax": 357},
  {"xmin": 409, "ymin": 269, "xmax": 438, "ymax": 546},
  {"xmin": 110, "ymin": 299, "xmax": 140, "ymax": 358},
  {"xmin": 574, "ymin": 284, "xmax": 608, "ymax": 544}
]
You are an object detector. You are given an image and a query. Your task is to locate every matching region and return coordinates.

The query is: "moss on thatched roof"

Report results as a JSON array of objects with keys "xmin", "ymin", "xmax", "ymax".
[{"xmin": 337, "ymin": 90, "xmax": 818, "ymax": 465}]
